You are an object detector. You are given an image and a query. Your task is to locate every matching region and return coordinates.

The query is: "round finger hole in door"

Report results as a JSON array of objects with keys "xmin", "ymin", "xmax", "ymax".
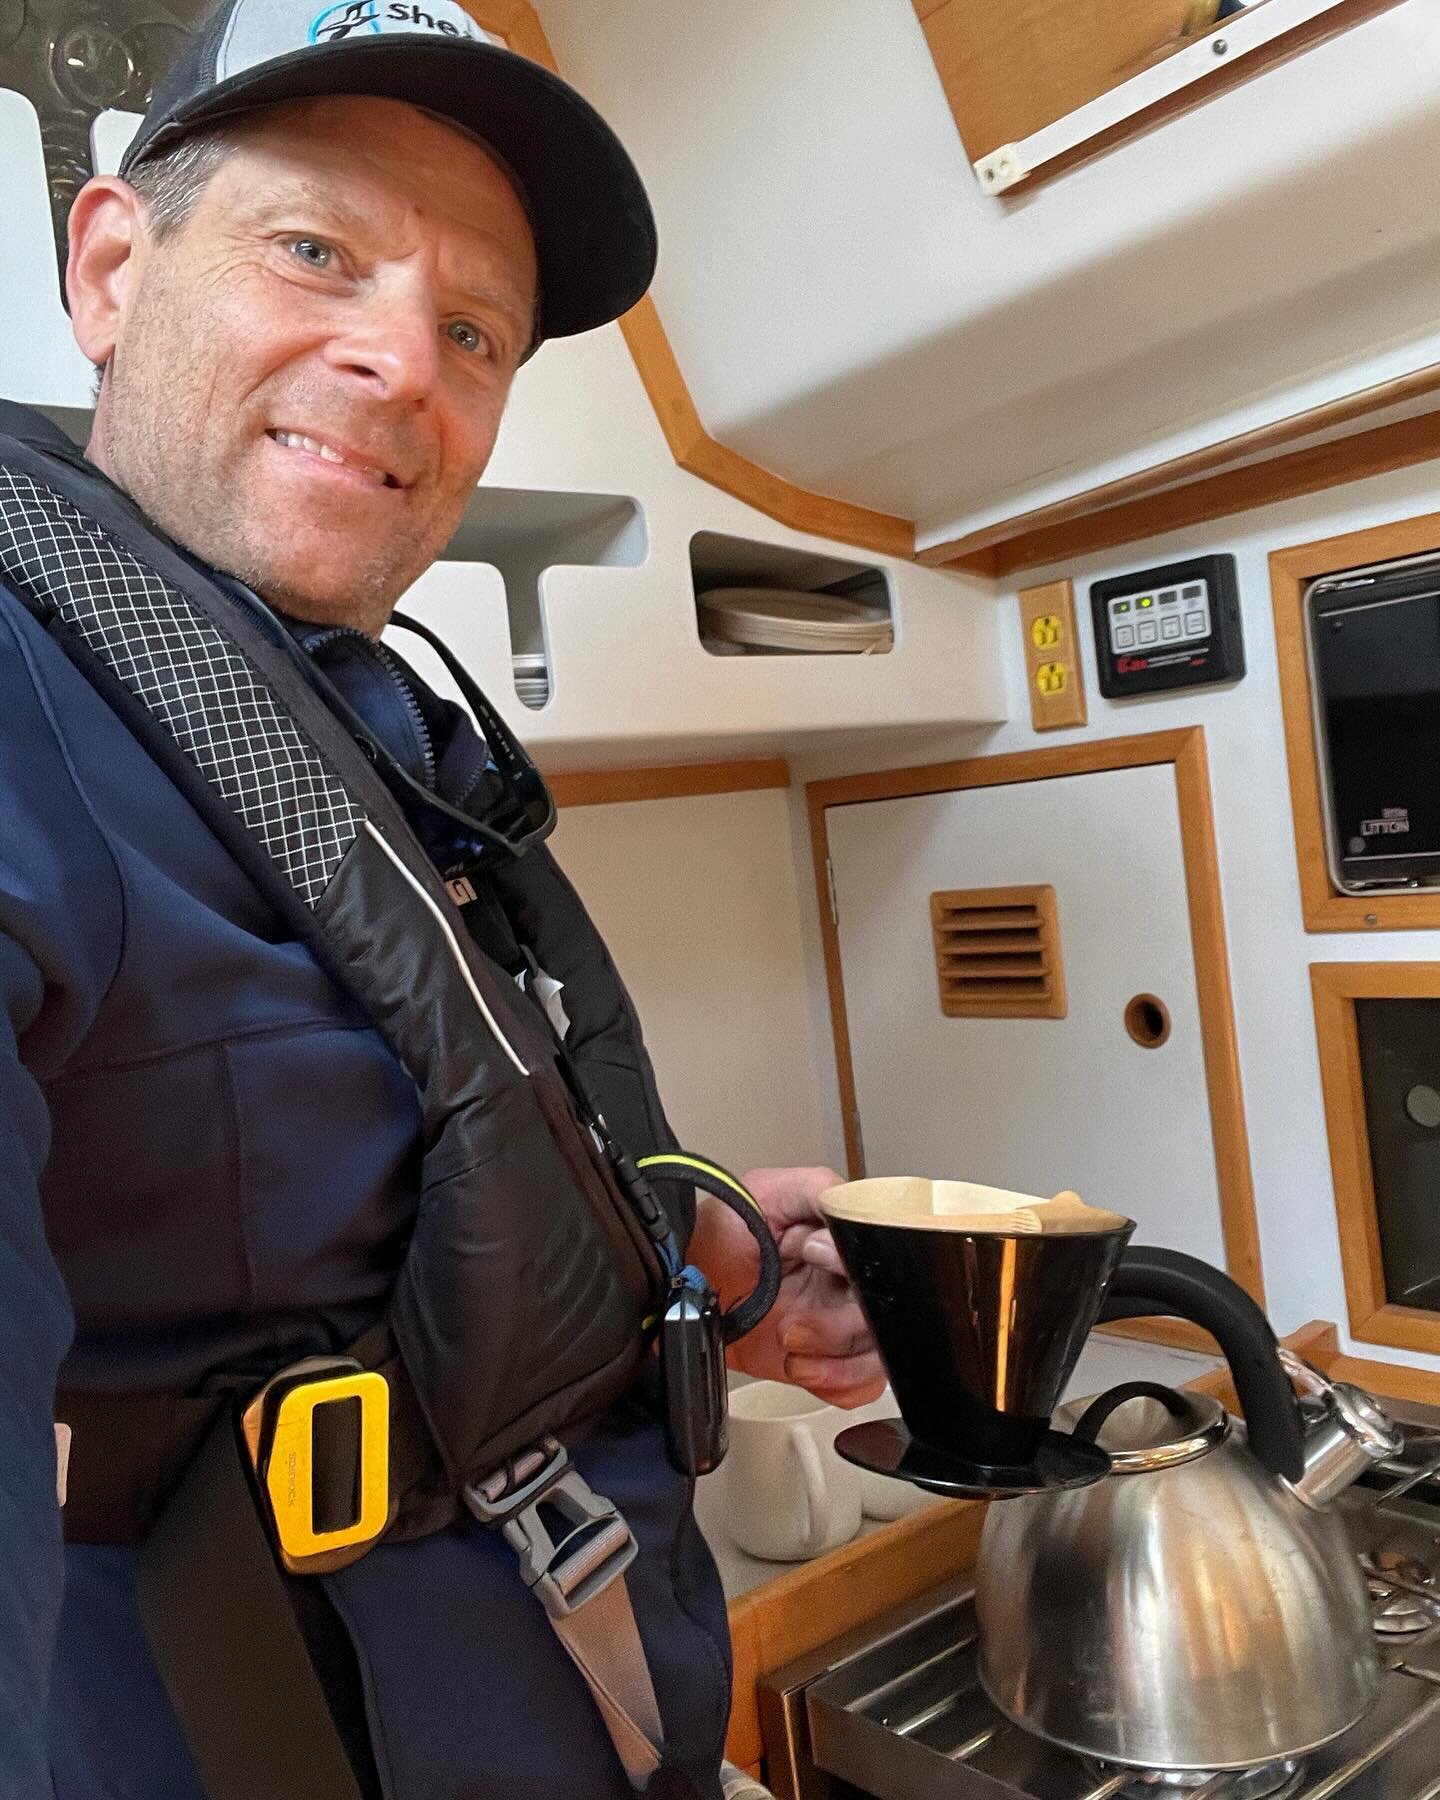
[
  {"xmin": 1124, "ymin": 994, "xmax": 1171, "ymax": 1049},
  {"xmin": 1405, "ymin": 1084, "xmax": 1440, "ymax": 1129}
]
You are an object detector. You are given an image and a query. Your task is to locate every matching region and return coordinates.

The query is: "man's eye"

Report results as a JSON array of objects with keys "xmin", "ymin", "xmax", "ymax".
[
  {"xmin": 446, "ymin": 320, "xmax": 489, "ymax": 356},
  {"xmin": 290, "ymin": 238, "xmax": 334, "ymax": 269}
]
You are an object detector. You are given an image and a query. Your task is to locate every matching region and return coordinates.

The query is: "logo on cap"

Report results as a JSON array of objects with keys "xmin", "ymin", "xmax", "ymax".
[
  {"xmin": 309, "ymin": 0, "xmax": 483, "ymax": 41},
  {"xmin": 310, "ymin": 1, "xmax": 380, "ymax": 40}
]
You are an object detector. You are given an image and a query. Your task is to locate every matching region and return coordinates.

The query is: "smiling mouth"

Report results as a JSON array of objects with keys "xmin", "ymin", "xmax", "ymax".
[{"xmin": 267, "ymin": 429, "xmax": 400, "ymax": 489}]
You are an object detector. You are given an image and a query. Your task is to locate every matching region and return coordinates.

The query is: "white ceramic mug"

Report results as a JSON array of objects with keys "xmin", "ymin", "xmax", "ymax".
[
  {"xmin": 846, "ymin": 1387, "xmax": 933, "ymax": 1522},
  {"xmin": 723, "ymin": 1381, "xmax": 863, "ymax": 1561}
]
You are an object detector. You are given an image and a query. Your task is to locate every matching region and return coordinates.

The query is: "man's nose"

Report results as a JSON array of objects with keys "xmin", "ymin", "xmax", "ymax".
[{"xmin": 324, "ymin": 289, "xmax": 441, "ymax": 403}]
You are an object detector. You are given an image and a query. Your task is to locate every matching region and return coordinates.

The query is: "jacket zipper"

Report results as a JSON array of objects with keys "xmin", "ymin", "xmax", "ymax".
[{"xmin": 304, "ymin": 625, "xmax": 437, "ymax": 792}]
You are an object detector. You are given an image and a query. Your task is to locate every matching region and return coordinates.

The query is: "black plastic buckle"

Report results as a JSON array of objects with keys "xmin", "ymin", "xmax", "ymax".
[
  {"xmin": 660, "ymin": 1269, "xmax": 728, "ymax": 1478},
  {"xmin": 463, "ymin": 1440, "xmax": 637, "ymax": 1618}
]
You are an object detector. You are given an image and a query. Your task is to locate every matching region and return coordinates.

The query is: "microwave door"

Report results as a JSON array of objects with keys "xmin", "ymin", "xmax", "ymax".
[{"xmin": 1310, "ymin": 579, "xmax": 1440, "ymax": 892}]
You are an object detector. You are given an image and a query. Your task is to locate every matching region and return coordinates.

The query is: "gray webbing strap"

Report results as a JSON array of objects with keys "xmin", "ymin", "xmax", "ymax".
[
  {"xmin": 551, "ymin": 1575, "xmax": 664, "ymax": 1785},
  {"xmin": 720, "ymin": 1766, "xmax": 777, "ymax": 1799},
  {"xmin": 465, "ymin": 1441, "xmax": 665, "ymax": 1788}
]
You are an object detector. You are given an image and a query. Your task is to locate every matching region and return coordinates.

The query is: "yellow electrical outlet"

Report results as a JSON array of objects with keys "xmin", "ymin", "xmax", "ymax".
[
  {"xmin": 1018, "ymin": 580, "xmax": 1087, "ymax": 731},
  {"xmin": 1031, "ymin": 614, "xmax": 1062, "ymax": 650}
]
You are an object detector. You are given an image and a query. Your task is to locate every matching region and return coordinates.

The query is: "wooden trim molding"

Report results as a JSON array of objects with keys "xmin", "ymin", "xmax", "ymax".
[
  {"xmin": 926, "ymin": 373, "xmax": 1440, "ymax": 579},
  {"xmin": 548, "ymin": 758, "xmax": 790, "ymax": 808},
  {"xmin": 807, "ymin": 728, "xmax": 1266, "ymax": 1308},
  {"xmin": 1310, "ymin": 962, "xmax": 1440, "ymax": 1360},
  {"xmin": 616, "ymin": 299, "xmax": 915, "ymax": 559},
  {"xmin": 1270, "ymin": 511, "xmax": 1440, "ymax": 932},
  {"xmin": 463, "ymin": 3, "xmax": 914, "ymax": 563},
  {"xmin": 1268, "ymin": 1319, "xmax": 1440, "ymax": 1410}
]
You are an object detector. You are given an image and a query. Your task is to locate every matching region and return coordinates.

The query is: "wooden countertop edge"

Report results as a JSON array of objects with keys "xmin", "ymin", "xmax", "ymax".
[
  {"xmin": 723, "ymin": 1319, "xmax": 1439, "ymax": 1770},
  {"xmin": 723, "ymin": 1498, "xmax": 988, "ymax": 1768}
]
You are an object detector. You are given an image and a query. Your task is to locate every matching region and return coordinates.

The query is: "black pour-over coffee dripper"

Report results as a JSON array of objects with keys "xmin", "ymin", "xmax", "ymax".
[{"xmin": 823, "ymin": 1180, "xmax": 1136, "ymax": 1498}]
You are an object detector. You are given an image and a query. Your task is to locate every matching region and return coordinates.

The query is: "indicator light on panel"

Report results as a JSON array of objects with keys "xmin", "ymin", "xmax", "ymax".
[{"xmin": 1090, "ymin": 555, "xmax": 1244, "ymax": 697}]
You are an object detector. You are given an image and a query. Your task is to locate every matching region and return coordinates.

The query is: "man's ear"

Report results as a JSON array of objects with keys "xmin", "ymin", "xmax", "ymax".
[{"xmin": 66, "ymin": 177, "xmax": 148, "ymax": 369}]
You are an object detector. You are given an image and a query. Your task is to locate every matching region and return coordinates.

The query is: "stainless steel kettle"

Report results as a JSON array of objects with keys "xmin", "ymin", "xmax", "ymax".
[{"xmin": 976, "ymin": 1248, "xmax": 1403, "ymax": 1774}]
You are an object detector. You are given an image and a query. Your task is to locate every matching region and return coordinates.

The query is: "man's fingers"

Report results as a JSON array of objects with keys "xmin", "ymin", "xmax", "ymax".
[
  {"xmin": 782, "ymin": 1350, "xmax": 886, "ymax": 1397},
  {"xmin": 780, "ymin": 1308, "xmax": 873, "ymax": 1359},
  {"xmin": 797, "ymin": 1231, "xmax": 846, "ymax": 1276},
  {"xmin": 825, "ymin": 1376, "xmax": 889, "ymax": 1411},
  {"xmin": 741, "ymin": 1166, "xmax": 845, "ymax": 1232}
]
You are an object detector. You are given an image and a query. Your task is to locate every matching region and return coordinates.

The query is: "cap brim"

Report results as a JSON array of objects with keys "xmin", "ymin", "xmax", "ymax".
[{"xmin": 119, "ymin": 36, "xmax": 656, "ymax": 341}]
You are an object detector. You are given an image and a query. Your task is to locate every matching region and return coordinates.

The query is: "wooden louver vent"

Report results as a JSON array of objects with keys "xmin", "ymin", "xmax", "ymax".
[{"xmin": 930, "ymin": 885, "xmax": 1066, "ymax": 1020}]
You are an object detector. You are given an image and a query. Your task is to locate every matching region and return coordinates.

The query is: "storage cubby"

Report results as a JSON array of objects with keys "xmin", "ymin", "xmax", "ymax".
[
  {"xmin": 441, "ymin": 488, "xmax": 646, "ymax": 707},
  {"xmin": 689, "ymin": 530, "xmax": 893, "ymax": 658}
]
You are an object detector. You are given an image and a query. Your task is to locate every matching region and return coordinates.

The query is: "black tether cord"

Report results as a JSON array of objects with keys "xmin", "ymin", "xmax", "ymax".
[{"xmin": 635, "ymin": 1154, "xmax": 782, "ymax": 1343}]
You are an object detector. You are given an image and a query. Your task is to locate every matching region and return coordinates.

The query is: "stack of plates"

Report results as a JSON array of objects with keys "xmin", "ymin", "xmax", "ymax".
[
  {"xmin": 513, "ymin": 651, "xmax": 550, "ymax": 707},
  {"xmin": 696, "ymin": 586, "xmax": 892, "ymax": 655}
]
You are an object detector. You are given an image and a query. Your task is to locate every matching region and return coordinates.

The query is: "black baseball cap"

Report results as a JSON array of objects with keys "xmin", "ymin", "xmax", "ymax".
[{"xmin": 118, "ymin": 0, "xmax": 657, "ymax": 343}]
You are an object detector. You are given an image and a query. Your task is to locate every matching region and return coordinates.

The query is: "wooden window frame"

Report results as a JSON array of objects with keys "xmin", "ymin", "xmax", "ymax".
[
  {"xmin": 1310, "ymin": 961, "xmax": 1440, "ymax": 1359},
  {"xmin": 1270, "ymin": 510, "xmax": 1440, "ymax": 933},
  {"xmin": 808, "ymin": 727, "xmax": 1264, "ymax": 1350}
]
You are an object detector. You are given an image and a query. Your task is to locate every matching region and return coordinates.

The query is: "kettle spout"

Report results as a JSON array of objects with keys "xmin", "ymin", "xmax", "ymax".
[{"xmin": 1281, "ymin": 1349, "xmax": 1404, "ymax": 1509}]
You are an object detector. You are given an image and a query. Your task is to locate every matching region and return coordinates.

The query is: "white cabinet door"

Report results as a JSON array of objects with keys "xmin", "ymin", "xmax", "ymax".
[{"xmin": 826, "ymin": 763, "xmax": 1227, "ymax": 1265}]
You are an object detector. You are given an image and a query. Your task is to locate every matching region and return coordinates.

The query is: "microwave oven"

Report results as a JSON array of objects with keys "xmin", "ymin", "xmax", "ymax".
[{"xmin": 1307, "ymin": 553, "xmax": 1440, "ymax": 893}]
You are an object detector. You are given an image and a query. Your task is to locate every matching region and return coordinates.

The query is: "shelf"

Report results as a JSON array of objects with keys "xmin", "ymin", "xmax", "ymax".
[
  {"xmin": 402, "ymin": 536, "xmax": 1002, "ymax": 771},
  {"xmin": 440, "ymin": 487, "xmax": 645, "ymax": 707},
  {"xmin": 690, "ymin": 529, "xmax": 893, "ymax": 660}
]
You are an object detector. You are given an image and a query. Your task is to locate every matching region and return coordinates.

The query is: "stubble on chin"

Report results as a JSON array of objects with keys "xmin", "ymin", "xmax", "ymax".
[{"xmin": 101, "ymin": 401, "xmax": 439, "ymax": 634}]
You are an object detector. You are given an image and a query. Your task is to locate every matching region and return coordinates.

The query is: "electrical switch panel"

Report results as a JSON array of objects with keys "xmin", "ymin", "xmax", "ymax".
[{"xmin": 1018, "ymin": 578, "xmax": 1087, "ymax": 731}]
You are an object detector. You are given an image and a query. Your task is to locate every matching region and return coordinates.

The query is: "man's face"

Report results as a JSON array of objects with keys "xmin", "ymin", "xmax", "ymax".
[{"xmin": 80, "ymin": 96, "xmax": 538, "ymax": 633}]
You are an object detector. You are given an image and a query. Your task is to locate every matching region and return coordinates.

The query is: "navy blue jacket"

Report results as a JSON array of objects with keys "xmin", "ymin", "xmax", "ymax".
[{"xmin": 0, "ymin": 527, "xmax": 730, "ymax": 1795}]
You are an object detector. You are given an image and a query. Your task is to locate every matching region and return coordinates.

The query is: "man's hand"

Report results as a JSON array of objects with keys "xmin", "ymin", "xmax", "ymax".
[{"xmin": 687, "ymin": 1165, "xmax": 886, "ymax": 1409}]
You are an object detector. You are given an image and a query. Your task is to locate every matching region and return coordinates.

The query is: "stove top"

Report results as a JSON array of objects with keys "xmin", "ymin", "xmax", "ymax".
[{"xmin": 759, "ymin": 1399, "xmax": 1440, "ymax": 1800}]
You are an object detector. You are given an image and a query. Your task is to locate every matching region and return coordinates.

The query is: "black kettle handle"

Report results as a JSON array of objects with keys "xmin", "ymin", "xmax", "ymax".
[
  {"xmin": 1072, "ymin": 1381, "xmax": 1191, "ymax": 1443},
  {"xmin": 1100, "ymin": 1246, "xmax": 1305, "ymax": 1481}
]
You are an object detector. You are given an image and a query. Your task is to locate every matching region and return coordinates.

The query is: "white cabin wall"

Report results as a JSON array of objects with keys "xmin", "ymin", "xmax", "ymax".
[
  {"xmin": 791, "ymin": 459, "xmax": 1440, "ymax": 1375},
  {"xmin": 548, "ymin": 789, "xmax": 828, "ymax": 1174},
  {"xmin": 538, "ymin": 0, "xmax": 1440, "ymax": 535}
]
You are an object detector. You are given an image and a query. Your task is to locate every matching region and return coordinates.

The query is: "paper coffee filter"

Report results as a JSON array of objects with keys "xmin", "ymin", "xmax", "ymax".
[{"xmin": 820, "ymin": 1176, "xmax": 1129, "ymax": 1236}]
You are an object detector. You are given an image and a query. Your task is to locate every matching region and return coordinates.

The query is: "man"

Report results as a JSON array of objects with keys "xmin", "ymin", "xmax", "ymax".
[{"xmin": 0, "ymin": 5, "xmax": 882, "ymax": 1797}]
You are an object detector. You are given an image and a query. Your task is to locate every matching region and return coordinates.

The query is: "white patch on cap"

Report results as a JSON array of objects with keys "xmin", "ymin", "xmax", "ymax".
[{"xmin": 219, "ymin": 0, "xmax": 500, "ymax": 79}]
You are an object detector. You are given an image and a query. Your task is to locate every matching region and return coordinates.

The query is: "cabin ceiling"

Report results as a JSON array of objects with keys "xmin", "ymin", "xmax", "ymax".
[{"xmin": 540, "ymin": 0, "xmax": 1440, "ymax": 550}]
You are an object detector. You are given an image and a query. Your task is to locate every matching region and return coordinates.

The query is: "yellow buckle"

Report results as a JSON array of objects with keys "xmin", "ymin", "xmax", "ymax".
[{"xmin": 241, "ymin": 1359, "xmax": 390, "ymax": 1573}]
